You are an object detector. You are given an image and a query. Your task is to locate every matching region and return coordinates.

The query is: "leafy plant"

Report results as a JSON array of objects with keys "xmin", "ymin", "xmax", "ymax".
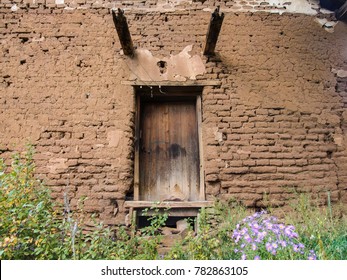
[
  {"xmin": 135, "ymin": 205, "xmax": 169, "ymax": 260},
  {"xmin": 0, "ymin": 147, "xmax": 63, "ymax": 259},
  {"xmin": 283, "ymin": 192, "xmax": 347, "ymax": 260},
  {"xmin": 1, "ymin": 148, "xmax": 346, "ymax": 260},
  {"xmin": 141, "ymin": 204, "xmax": 169, "ymax": 236}
]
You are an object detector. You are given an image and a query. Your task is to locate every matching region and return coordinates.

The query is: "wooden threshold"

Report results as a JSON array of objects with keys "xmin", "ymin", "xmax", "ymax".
[{"xmin": 124, "ymin": 201, "xmax": 214, "ymax": 209}]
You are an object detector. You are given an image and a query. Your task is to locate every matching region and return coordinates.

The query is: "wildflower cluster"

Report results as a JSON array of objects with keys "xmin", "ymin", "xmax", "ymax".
[{"xmin": 231, "ymin": 211, "xmax": 317, "ymax": 260}]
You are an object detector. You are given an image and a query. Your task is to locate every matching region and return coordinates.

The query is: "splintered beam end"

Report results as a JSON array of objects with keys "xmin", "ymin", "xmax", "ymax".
[
  {"xmin": 111, "ymin": 8, "xmax": 135, "ymax": 57},
  {"xmin": 203, "ymin": 7, "xmax": 225, "ymax": 56}
]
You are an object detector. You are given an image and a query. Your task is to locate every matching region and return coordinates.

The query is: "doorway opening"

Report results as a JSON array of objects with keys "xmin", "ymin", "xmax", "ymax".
[{"xmin": 125, "ymin": 86, "xmax": 212, "ymax": 229}]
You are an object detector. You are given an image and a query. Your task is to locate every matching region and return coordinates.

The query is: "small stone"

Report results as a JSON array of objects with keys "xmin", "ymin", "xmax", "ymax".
[
  {"xmin": 179, "ymin": 228, "xmax": 189, "ymax": 238},
  {"xmin": 161, "ymin": 234, "xmax": 182, "ymax": 247},
  {"xmin": 176, "ymin": 219, "xmax": 189, "ymax": 232},
  {"xmin": 161, "ymin": 227, "xmax": 174, "ymax": 235},
  {"xmin": 125, "ymin": 214, "xmax": 130, "ymax": 226},
  {"xmin": 11, "ymin": 4, "xmax": 19, "ymax": 12}
]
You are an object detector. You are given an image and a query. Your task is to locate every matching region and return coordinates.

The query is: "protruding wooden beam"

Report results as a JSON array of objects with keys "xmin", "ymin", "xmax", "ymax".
[
  {"xmin": 112, "ymin": 8, "xmax": 134, "ymax": 56},
  {"xmin": 336, "ymin": 1, "xmax": 347, "ymax": 20},
  {"xmin": 203, "ymin": 6, "xmax": 225, "ymax": 56}
]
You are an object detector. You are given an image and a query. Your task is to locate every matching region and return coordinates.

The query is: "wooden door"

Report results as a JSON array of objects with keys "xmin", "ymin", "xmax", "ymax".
[{"xmin": 140, "ymin": 100, "xmax": 200, "ymax": 201}]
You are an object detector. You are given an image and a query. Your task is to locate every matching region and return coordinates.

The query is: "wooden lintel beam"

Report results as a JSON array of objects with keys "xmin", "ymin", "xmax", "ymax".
[
  {"xmin": 112, "ymin": 8, "xmax": 134, "ymax": 56},
  {"xmin": 336, "ymin": 1, "xmax": 347, "ymax": 20},
  {"xmin": 203, "ymin": 6, "xmax": 225, "ymax": 56}
]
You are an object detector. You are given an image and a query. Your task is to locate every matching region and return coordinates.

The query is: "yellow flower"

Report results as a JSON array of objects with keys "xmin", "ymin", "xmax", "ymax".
[
  {"xmin": 35, "ymin": 239, "xmax": 42, "ymax": 246},
  {"xmin": 3, "ymin": 237, "xmax": 11, "ymax": 246}
]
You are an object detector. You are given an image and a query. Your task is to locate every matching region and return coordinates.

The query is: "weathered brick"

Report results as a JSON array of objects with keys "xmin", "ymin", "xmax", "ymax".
[
  {"xmin": 250, "ymin": 166, "xmax": 277, "ymax": 173},
  {"xmin": 224, "ymin": 167, "xmax": 249, "ymax": 174}
]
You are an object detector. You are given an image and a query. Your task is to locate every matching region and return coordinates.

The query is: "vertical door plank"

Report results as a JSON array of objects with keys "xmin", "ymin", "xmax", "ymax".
[
  {"xmin": 196, "ymin": 95, "xmax": 205, "ymax": 200},
  {"xmin": 134, "ymin": 95, "xmax": 140, "ymax": 201}
]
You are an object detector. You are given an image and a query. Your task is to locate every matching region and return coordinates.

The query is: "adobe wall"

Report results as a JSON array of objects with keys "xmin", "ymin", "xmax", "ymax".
[{"xmin": 0, "ymin": 0, "xmax": 346, "ymax": 226}]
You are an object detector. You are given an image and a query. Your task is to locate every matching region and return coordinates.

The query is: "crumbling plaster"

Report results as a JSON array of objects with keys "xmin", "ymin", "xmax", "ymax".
[{"xmin": 126, "ymin": 45, "xmax": 206, "ymax": 81}]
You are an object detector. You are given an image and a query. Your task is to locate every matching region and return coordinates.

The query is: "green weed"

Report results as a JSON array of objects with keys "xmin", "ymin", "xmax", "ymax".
[{"xmin": 1, "ymin": 148, "xmax": 346, "ymax": 260}]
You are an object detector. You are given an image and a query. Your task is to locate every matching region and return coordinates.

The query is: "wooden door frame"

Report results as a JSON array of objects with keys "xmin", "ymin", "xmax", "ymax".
[{"xmin": 133, "ymin": 86, "xmax": 205, "ymax": 206}]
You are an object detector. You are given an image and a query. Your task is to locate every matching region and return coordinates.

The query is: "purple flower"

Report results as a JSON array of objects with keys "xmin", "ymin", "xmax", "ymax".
[
  {"xmin": 252, "ymin": 213, "xmax": 260, "ymax": 219},
  {"xmin": 270, "ymin": 216, "xmax": 277, "ymax": 222},
  {"xmin": 284, "ymin": 225, "xmax": 299, "ymax": 238},
  {"xmin": 251, "ymin": 222, "xmax": 260, "ymax": 230},
  {"xmin": 265, "ymin": 242, "xmax": 273, "ymax": 252},
  {"xmin": 254, "ymin": 255, "xmax": 261, "ymax": 260},
  {"xmin": 232, "ymin": 211, "xmax": 313, "ymax": 260},
  {"xmin": 293, "ymin": 244, "xmax": 299, "ymax": 252},
  {"xmin": 233, "ymin": 231, "xmax": 241, "ymax": 243},
  {"xmin": 278, "ymin": 224, "xmax": 285, "ymax": 230},
  {"xmin": 308, "ymin": 250, "xmax": 317, "ymax": 260},
  {"xmin": 266, "ymin": 222, "xmax": 273, "ymax": 230},
  {"xmin": 272, "ymin": 227, "xmax": 280, "ymax": 235},
  {"xmin": 251, "ymin": 228, "xmax": 259, "ymax": 237},
  {"xmin": 244, "ymin": 234, "xmax": 252, "ymax": 243}
]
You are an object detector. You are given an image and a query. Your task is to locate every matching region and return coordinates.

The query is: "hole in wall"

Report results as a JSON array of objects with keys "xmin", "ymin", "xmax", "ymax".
[
  {"xmin": 157, "ymin": 60, "xmax": 167, "ymax": 74},
  {"xmin": 20, "ymin": 59, "xmax": 26, "ymax": 65},
  {"xmin": 20, "ymin": 37, "xmax": 29, "ymax": 43},
  {"xmin": 323, "ymin": 132, "xmax": 334, "ymax": 143},
  {"xmin": 110, "ymin": 199, "xmax": 118, "ymax": 208},
  {"xmin": 125, "ymin": 189, "xmax": 134, "ymax": 201},
  {"xmin": 157, "ymin": 60, "xmax": 166, "ymax": 68}
]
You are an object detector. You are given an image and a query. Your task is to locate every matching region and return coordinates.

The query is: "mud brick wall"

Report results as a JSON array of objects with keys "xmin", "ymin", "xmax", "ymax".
[{"xmin": 0, "ymin": 0, "xmax": 347, "ymax": 226}]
